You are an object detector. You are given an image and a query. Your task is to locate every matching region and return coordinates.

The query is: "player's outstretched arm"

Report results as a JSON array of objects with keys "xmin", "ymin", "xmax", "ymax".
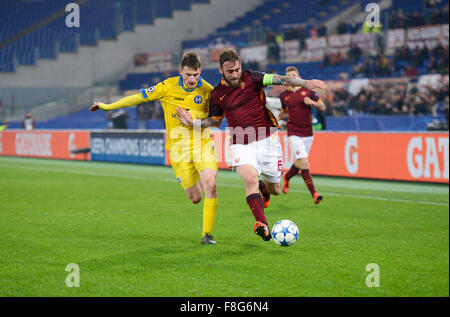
[
  {"xmin": 270, "ymin": 74, "xmax": 328, "ymax": 92},
  {"xmin": 89, "ymin": 94, "xmax": 146, "ymax": 112},
  {"xmin": 175, "ymin": 107, "xmax": 222, "ymax": 128}
]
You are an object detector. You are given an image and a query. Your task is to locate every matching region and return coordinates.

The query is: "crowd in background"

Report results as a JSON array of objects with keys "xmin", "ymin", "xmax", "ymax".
[
  {"xmin": 388, "ymin": 4, "xmax": 449, "ymax": 28},
  {"xmin": 347, "ymin": 43, "xmax": 448, "ymax": 78},
  {"xmin": 138, "ymin": 1, "xmax": 450, "ymax": 122},
  {"xmin": 326, "ymin": 81, "xmax": 449, "ymax": 120}
]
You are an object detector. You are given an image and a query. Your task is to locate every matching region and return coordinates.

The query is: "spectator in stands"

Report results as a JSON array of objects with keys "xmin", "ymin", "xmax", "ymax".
[
  {"xmin": 149, "ymin": 100, "xmax": 164, "ymax": 120},
  {"xmin": 407, "ymin": 11, "xmax": 426, "ymax": 27},
  {"xmin": 309, "ymin": 26, "xmax": 318, "ymax": 38},
  {"xmin": 421, "ymin": 45, "xmax": 429, "ymax": 61},
  {"xmin": 426, "ymin": 0, "xmax": 442, "ymax": 9},
  {"xmin": 298, "ymin": 26, "xmax": 307, "ymax": 49},
  {"xmin": 412, "ymin": 94, "xmax": 429, "ymax": 115},
  {"xmin": 337, "ymin": 21, "xmax": 347, "ymax": 35},
  {"xmin": 317, "ymin": 24, "xmax": 327, "ymax": 37},
  {"xmin": 351, "ymin": 94, "xmax": 368, "ymax": 114},
  {"xmin": 429, "ymin": 9, "xmax": 443, "ymax": 24},
  {"xmin": 265, "ymin": 30, "xmax": 276, "ymax": 44},
  {"xmin": 443, "ymin": 4, "xmax": 449, "ymax": 23},
  {"xmin": 267, "ymin": 35, "xmax": 281, "ymax": 64},
  {"xmin": 108, "ymin": 109, "xmax": 128, "ymax": 129},
  {"xmin": 349, "ymin": 22, "xmax": 359, "ymax": 34},
  {"xmin": 22, "ymin": 111, "xmax": 36, "ymax": 130},
  {"xmin": 403, "ymin": 64, "xmax": 419, "ymax": 77},
  {"xmin": 243, "ymin": 60, "xmax": 260, "ymax": 71},
  {"xmin": 389, "ymin": 10, "xmax": 407, "ymax": 29},
  {"xmin": 0, "ymin": 122, "xmax": 7, "ymax": 131},
  {"xmin": 394, "ymin": 46, "xmax": 411, "ymax": 63},
  {"xmin": 136, "ymin": 103, "xmax": 148, "ymax": 129},
  {"xmin": 284, "ymin": 27, "xmax": 299, "ymax": 41},
  {"xmin": 347, "ymin": 43, "xmax": 362, "ymax": 64},
  {"xmin": 323, "ymin": 53, "xmax": 331, "ymax": 66},
  {"xmin": 326, "ymin": 80, "xmax": 449, "ymax": 118},
  {"xmin": 324, "ymin": 51, "xmax": 345, "ymax": 67},
  {"xmin": 442, "ymin": 96, "xmax": 449, "ymax": 125},
  {"xmin": 411, "ymin": 47, "xmax": 424, "ymax": 68}
]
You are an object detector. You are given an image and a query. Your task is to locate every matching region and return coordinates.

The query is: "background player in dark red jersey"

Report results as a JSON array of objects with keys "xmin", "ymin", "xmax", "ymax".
[
  {"xmin": 176, "ymin": 48, "xmax": 327, "ymax": 241},
  {"xmin": 277, "ymin": 66, "xmax": 326, "ymax": 205}
]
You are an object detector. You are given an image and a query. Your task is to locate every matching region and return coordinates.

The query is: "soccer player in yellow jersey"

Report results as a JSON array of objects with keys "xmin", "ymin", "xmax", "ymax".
[{"xmin": 89, "ymin": 52, "xmax": 219, "ymax": 245}]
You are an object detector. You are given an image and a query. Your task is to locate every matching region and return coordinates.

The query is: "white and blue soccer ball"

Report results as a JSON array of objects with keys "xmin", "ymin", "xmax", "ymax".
[{"xmin": 271, "ymin": 220, "xmax": 299, "ymax": 246}]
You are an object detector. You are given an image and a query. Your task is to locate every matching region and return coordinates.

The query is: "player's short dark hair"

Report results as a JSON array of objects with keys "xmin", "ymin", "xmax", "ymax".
[
  {"xmin": 285, "ymin": 66, "xmax": 299, "ymax": 74},
  {"xmin": 219, "ymin": 48, "xmax": 240, "ymax": 68},
  {"xmin": 181, "ymin": 51, "xmax": 202, "ymax": 70}
]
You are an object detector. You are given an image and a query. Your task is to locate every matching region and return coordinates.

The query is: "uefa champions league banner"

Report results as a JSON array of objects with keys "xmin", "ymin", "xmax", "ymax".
[{"xmin": 90, "ymin": 131, "xmax": 166, "ymax": 165}]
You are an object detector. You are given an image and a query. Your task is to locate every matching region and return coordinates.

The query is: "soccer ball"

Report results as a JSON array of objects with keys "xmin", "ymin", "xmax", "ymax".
[{"xmin": 271, "ymin": 220, "xmax": 299, "ymax": 246}]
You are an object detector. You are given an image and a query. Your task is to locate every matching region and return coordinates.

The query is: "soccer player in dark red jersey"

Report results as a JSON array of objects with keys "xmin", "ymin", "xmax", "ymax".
[
  {"xmin": 277, "ymin": 66, "xmax": 326, "ymax": 205},
  {"xmin": 176, "ymin": 48, "xmax": 327, "ymax": 241}
]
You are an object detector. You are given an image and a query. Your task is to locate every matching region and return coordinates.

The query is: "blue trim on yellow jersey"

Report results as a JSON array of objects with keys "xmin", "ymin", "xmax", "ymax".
[
  {"xmin": 178, "ymin": 75, "xmax": 203, "ymax": 92},
  {"xmin": 140, "ymin": 88, "xmax": 147, "ymax": 99}
]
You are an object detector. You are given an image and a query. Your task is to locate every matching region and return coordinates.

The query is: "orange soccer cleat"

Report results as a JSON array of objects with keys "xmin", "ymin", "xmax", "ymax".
[
  {"xmin": 253, "ymin": 221, "xmax": 271, "ymax": 241},
  {"xmin": 313, "ymin": 192, "xmax": 323, "ymax": 205}
]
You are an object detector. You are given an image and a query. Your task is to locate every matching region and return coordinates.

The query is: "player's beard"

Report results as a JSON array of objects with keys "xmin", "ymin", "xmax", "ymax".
[{"xmin": 223, "ymin": 74, "xmax": 241, "ymax": 88}]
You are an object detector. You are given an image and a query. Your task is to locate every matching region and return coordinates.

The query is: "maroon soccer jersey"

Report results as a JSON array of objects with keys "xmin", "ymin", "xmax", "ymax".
[
  {"xmin": 209, "ymin": 70, "xmax": 279, "ymax": 145},
  {"xmin": 279, "ymin": 88, "xmax": 320, "ymax": 137}
]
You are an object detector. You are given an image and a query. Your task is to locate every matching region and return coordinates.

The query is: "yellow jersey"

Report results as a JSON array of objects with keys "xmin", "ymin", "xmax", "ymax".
[
  {"xmin": 100, "ymin": 76, "xmax": 214, "ymax": 153},
  {"xmin": 139, "ymin": 76, "xmax": 213, "ymax": 150}
]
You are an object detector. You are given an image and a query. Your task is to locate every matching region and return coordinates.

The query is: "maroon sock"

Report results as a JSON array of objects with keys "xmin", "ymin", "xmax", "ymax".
[
  {"xmin": 259, "ymin": 180, "xmax": 270, "ymax": 200},
  {"xmin": 301, "ymin": 169, "xmax": 316, "ymax": 197},
  {"xmin": 246, "ymin": 193, "xmax": 268, "ymax": 225},
  {"xmin": 285, "ymin": 164, "xmax": 299, "ymax": 181}
]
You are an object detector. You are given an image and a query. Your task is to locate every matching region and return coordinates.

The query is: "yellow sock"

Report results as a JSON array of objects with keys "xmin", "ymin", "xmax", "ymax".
[{"xmin": 202, "ymin": 197, "xmax": 218, "ymax": 237}]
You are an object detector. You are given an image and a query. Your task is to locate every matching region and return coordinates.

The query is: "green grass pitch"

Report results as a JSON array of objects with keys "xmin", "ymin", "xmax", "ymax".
[{"xmin": 0, "ymin": 156, "xmax": 448, "ymax": 297}]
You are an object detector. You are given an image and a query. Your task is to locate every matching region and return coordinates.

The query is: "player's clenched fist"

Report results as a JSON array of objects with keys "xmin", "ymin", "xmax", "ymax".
[
  {"xmin": 303, "ymin": 97, "xmax": 315, "ymax": 106},
  {"xmin": 89, "ymin": 101, "xmax": 103, "ymax": 112}
]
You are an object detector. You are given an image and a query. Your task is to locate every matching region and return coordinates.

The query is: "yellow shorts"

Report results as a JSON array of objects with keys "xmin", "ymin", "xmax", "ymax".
[{"xmin": 169, "ymin": 139, "xmax": 218, "ymax": 189}]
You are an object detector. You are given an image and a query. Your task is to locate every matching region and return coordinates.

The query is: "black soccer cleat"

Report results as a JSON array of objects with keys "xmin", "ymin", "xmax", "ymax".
[
  {"xmin": 253, "ymin": 221, "xmax": 272, "ymax": 241},
  {"xmin": 201, "ymin": 233, "xmax": 217, "ymax": 245}
]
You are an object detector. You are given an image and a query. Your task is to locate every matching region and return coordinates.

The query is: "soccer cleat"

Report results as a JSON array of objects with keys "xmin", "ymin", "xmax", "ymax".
[
  {"xmin": 282, "ymin": 172, "xmax": 289, "ymax": 194},
  {"xmin": 259, "ymin": 180, "xmax": 271, "ymax": 208},
  {"xmin": 253, "ymin": 221, "xmax": 272, "ymax": 241},
  {"xmin": 201, "ymin": 233, "xmax": 217, "ymax": 245},
  {"xmin": 313, "ymin": 192, "xmax": 323, "ymax": 205}
]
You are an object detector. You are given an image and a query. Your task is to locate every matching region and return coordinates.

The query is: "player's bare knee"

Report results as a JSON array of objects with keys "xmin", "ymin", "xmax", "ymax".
[
  {"xmin": 269, "ymin": 185, "xmax": 281, "ymax": 195},
  {"xmin": 243, "ymin": 175, "xmax": 259, "ymax": 188},
  {"xmin": 190, "ymin": 195, "xmax": 202, "ymax": 204},
  {"xmin": 296, "ymin": 158, "xmax": 309, "ymax": 170}
]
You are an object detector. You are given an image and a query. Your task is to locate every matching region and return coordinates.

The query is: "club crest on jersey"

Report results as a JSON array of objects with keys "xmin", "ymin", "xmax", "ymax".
[
  {"xmin": 301, "ymin": 91, "xmax": 307, "ymax": 96},
  {"xmin": 194, "ymin": 95, "xmax": 203, "ymax": 104},
  {"xmin": 147, "ymin": 86, "xmax": 155, "ymax": 94}
]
